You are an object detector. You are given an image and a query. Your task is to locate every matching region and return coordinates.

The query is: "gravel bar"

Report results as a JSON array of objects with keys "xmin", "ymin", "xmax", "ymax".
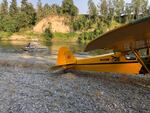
[{"xmin": 0, "ymin": 66, "xmax": 149, "ymax": 113}]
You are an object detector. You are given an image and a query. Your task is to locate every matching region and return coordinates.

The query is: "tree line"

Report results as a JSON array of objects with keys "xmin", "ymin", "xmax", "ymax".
[
  {"xmin": 0, "ymin": 0, "xmax": 78, "ymax": 33},
  {"xmin": 89, "ymin": 0, "xmax": 149, "ymax": 23},
  {"xmin": 77, "ymin": 0, "xmax": 150, "ymax": 43},
  {"xmin": 0, "ymin": 0, "xmax": 150, "ymax": 37}
]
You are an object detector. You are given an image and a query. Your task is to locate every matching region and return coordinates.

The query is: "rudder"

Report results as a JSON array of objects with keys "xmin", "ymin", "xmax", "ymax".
[{"xmin": 57, "ymin": 47, "xmax": 76, "ymax": 65}]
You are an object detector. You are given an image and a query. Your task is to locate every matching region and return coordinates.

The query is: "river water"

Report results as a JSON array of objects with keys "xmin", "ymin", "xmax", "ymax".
[
  {"xmin": 0, "ymin": 38, "xmax": 114, "ymax": 60},
  {"xmin": 0, "ymin": 39, "xmax": 86, "ymax": 56}
]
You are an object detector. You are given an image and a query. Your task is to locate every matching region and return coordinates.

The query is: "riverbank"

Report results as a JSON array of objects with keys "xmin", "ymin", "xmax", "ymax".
[
  {"xmin": 0, "ymin": 30, "xmax": 78, "ymax": 41},
  {"xmin": 0, "ymin": 31, "xmax": 46, "ymax": 41},
  {"xmin": 0, "ymin": 48, "xmax": 148, "ymax": 113}
]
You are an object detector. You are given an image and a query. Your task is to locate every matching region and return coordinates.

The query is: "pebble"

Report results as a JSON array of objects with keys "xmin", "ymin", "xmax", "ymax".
[{"xmin": 0, "ymin": 66, "xmax": 149, "ymax": 113}]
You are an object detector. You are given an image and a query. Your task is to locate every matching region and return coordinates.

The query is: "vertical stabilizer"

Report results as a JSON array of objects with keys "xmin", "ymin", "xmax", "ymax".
[{"xmin": 57, "ymin": 47, "xmax": 76, "ymax": 65}]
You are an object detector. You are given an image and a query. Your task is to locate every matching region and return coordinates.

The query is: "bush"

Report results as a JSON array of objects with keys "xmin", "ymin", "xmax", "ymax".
[
  {"xmin": 53, "ymin": 32, "xmax": 77, "ymax": 39},
  {"xmin": 72, "ymin": 15, "xmax": 90, "ymax": 31},
  {"xmin": 44, "ymin": 28, "xmax": 53, "ymax": 40},
  {"xmin": 78, "ymin": 28, "xmax": 103, "ymax": 43},
  {"xmin": 0, "ymin": 31, "xmax": 12, "ymax": 38},
  {"xmin": 0, "ymin": 16, "xmax": 20, "ymax": 33}
]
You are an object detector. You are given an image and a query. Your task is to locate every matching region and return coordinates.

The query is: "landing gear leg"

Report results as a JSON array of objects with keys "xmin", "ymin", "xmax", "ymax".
[{"xmin": 132, "ymin": 49, "xmax": 150, "ymax": 74}]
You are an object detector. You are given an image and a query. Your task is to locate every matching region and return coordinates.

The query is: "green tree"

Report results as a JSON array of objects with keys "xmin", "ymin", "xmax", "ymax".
[
  {"xmin": 9, "ymin": 0, "xmax": 18, "ymax": 16},
  {"xmin": 141, "ymin": 0, "xmax": 148, "ymax": 16},
  {"xmin": 0, "ymin": 15, "xmax": 20, "ymax": 32},
  {"xmin": 37, "ymin": 0, "xmax": 43, "ymax": 21},
  {"xmin": 25, "ymin": 3, "xmax": 36, "ymax": 25},
  {"xmin": 131, "ymin": 0, "xmax": 148, "ymax": 19},
  {"xmin": 107, "ymin": 0, "xmax": 115, "ymax": 23},
  {"xmin": 88, "ymin": 0, "xmax": 98, "ymax": 21},
  {"xmin": 0, "ymin": 0, "xmax": 37, "ymax": 32},
  {"xmin": 125, "ymin": 3, "xmax": 133, "ymax": 22},
  {"xmin": 43, "ymin": 4, "xmax": 51, "ymax": 17},
  {"xmin": 50, "ymin": 4, "xmax": 62, "ymax": 15},
  {"xmin": 61, "ymin": 0, "xmax": 78, "ymax": 16},
  {"xmin": 44, "ymin": 28, "xmax": 53, "ymax": 40},
  {"xmin": 114, "ymin": 0, "xmax": 125, "ymax": 15},
  {"xmin": 132, "ymin": 0, "xmax": 140, "ymax": 19},
  {"xmin": 0, "ymin": 0, "xmax": 8, "ymax": 16},
  {"xmin": 72, "ymin": 15, "xmax": 92, "ymax": 31},
  {"xmin": 20, "ymin": 0, "xmax": 36, "ymax": 27},
  {"xmin": 43, "ymin": 3, "xmax": 62, "ymax": 17},
  {"xmin": 21, "ymin": 0, "xmax": 27, "ymax": 12},
  {"xmin": 147, "ymin": 4, "xmax": 150, "ymax": 15},
  {"xmin": 113, "ymin": 0, "xmax": 125, "ymax": 22},
  {"xmin": 100, "ymin": 0, "xmax": 108, "ymax": 20}
]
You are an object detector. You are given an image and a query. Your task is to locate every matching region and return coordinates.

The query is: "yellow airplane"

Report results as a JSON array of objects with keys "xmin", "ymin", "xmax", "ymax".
[{"xmin": 51, "ymin": 16, "xmax": 150, "ymax": 75}]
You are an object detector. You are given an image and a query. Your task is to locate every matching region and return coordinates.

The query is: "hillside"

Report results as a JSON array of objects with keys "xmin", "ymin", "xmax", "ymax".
[{"xmin": 33, "ymin": 15, "xmax": 71, "ymax": 33}]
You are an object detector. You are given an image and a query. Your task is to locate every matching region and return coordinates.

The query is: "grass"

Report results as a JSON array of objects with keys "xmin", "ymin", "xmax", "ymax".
[
  {"xmin": 53, "ymin": 32, "xmax": 78, "ymax": 39},
  {"xmin": 15, "ymin": 28, "xmax": 41, "ymax": 38},
  {"xmin": 15, "ymin": 29, "xmax": 78, "ymax": 41},
  {"xmin": 0, "ymin": 31, "xmax": 12, "ymax": 38},
  {"xmin": 0, "ymin": 29, "xmax": 79, "ymax": 43},
  {"xmin": 108, "ymin": 20, "xmax": 122, "ymax": 30}
]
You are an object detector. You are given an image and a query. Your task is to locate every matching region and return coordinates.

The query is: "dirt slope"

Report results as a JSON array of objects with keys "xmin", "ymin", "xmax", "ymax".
[{"xmin": 33, "ymin": 15, "xmax": 71, "ymax": 33}]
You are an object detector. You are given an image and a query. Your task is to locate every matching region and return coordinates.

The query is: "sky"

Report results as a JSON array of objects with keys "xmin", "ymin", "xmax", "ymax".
[{"xmin": 0, "ymin": 0, "xmax": 149, "ymax": 14}]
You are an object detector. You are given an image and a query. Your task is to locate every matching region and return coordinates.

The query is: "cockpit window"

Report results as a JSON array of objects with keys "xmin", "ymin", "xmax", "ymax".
[{"xmin": 125, "ymin": 52, "xmax": 136, "ymax": 60}]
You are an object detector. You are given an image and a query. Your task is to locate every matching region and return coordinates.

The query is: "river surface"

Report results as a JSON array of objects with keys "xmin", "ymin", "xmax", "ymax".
[
  {"xmin": 0, "ymin": 38, "xmax": 114, "ymax": 60},
  {"xmin": 0, "ymin": 39, "xmax": 86, "ymax": 56}
]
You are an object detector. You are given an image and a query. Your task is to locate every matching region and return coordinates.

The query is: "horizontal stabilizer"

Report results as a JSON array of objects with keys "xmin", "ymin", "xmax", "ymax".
[{"xmin": 49, "ymin": 65, "xmax": 64, "ymax": 71}]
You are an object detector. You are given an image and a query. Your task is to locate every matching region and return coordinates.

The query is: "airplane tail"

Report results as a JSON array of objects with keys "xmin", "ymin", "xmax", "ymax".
[
  {"xmin": 57, "ymin": 47, "xmax": 77, "ymax": 65},
  {"xmin": 49, "ymin": 47, "xmax": 77, "ymax": 72}
]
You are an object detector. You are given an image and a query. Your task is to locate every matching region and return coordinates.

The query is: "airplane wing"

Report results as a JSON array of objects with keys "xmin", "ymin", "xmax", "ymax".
[{"xmin": 85, "ymin": 16, "xmax": 150, "ymax": 52}]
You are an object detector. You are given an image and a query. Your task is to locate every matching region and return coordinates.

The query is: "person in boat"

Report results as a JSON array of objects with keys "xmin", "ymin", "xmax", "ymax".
[
  {"xmin": 25, "ymin": 43, "xmax": 31, "ymax": 49},
  {"xmin": 22, "ymin": 42, "xmax": 31, "ymax": 51}
]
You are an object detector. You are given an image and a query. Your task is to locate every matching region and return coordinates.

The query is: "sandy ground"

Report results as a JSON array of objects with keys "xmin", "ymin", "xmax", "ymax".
[{"xmin": 0, "ymin": 51, "xmax": 149, "ymax": 113}]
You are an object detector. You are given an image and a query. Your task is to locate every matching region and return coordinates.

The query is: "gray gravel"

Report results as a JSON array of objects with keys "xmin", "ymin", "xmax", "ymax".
[{"xmin": 0, "ymin": 66, "xmax": 149, "ymax": 113}]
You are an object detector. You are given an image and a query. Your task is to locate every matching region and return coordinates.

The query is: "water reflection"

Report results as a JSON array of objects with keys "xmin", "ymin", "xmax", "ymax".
[
  {"xmin": 0, "ymin": 39, "xmax": 86, "ymax": 57},
  {"xmin": 0, "ymin": 37, "xmax": 115, "ymax": 59}
]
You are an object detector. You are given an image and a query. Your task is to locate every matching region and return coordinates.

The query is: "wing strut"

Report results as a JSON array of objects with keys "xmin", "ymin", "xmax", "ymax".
[{"xmin": 132, "ymin": 49, "xmax": 150, "ymax": 74}]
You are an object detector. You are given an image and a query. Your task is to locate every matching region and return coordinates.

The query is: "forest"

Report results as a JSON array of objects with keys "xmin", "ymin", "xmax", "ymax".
[{"xmin": 0, "ymin": 0, "xmax": 150, "ymax": 42}]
